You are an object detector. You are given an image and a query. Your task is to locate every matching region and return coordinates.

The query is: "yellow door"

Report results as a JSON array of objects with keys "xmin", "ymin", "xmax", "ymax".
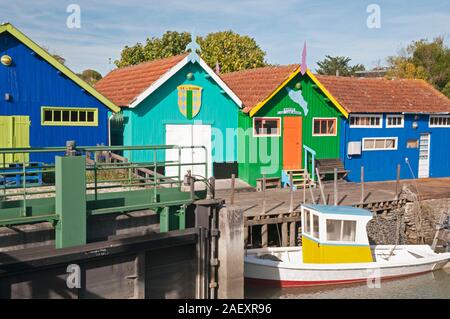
[
  {"xmin": 0, "ymin": 116, "xmax": 30, "ymax": 166},
  {"xmin": 0, "ymin": 116, "xmax": 13, "ymax": 166}
]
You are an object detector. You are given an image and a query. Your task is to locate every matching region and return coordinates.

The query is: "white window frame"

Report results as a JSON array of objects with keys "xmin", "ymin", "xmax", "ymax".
[
  {"xmin": 325, "ymin": 218, "xmax": 357, "ymax": 243},
  {"xmin": 312, "ymin": 117, "xmax": 338, "ymax": 136},
  {"xmin": 253, "ymin": 117, "xmax": 281, "ymax": 137},
  {"xmin": 303, "ymin": 209, "xmax": 311, "ymax": 235},
  {"xmin": 429, "ymin": 115, "xmax": 450, "ymax": 128},
  {"xmin": 386, "ymin": 114, "xmax": 404, "ymax": 128},
  {"xmin": 349, "ymin": 114, "xmax": 383, "ymax": 128},
  {"xmin": 362, "ymin": 137, "xmax": 398, "ymax": 151},
  {"xmin": 312, "ymin": 213, "xmax": 320, "ymax": 239}
]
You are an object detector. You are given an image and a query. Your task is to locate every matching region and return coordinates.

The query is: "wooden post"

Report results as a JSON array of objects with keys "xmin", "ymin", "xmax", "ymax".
[
  {"xmin": 230, "ymin": 174, "xmax": 235, "ymax": 205},
  {"xmin": 360, "ymin": 166, "xmax": 365, "ymax": 204},
  {"xmin": 289, "ymin": 221, "xmax": 296, "ymax": 246},
  {"xmin": 315, "ymin": 167, "xmax": 326, "ymax": 205},
  {"xmin": 307, "ymin": 173, "xmax": 316, "ymax": 204},
  {"xmin": 261, "ymin": 175, "xmax": 268, "ymax": 247},
  {"xmin": 261, "ymin": 174, "xmax": 266, "ymax": 214},
  {"xmin": 207, "ymin": 176, "xmax": 215, "ymax": 199},
  {"xmin": 282, "ymin": 220, "xmax": 288, "ymax": 247},
  {"xmin": 395, "ymin": 164, "xmax": 401, "ymax": 200},
  {"xmin": 261, "ymin": 224, "xmax": 268, "ymax": 248},
  {"xmin": 334, "ymin": 168, "xmax": 338, "ymax": 206},
  {"xmin": 302, "ymin": 171, "xmax": 306, "ymax": 204},
  {"xmin": 289, "ymin": 171, "xmax": 294, "ymax": 212},
  {"xmin": 218, "ymin": 206, "xmax": 244, "ymax": 299},
  {"xmin": 244, "ymin": 224, "xmax": 248, "ymax": 247}
]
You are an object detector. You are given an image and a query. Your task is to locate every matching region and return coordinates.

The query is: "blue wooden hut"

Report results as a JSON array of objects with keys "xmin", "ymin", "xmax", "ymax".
[
  {"xmin": 0, "ymin": 23, "xmax": 120, "ymax": 165},
  {"xmin": 318, "ymin": 75, "xmax": 450, "ymax": 182},
  {"xmin": 95, "ymin": 44, "xmax": 243, "ymax": 179}
]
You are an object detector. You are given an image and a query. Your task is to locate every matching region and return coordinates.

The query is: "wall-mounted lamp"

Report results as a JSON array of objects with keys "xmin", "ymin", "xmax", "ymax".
[
  {"xmin": 186, "ymin": 72, "xmax": 194, "ymax": 81},
  {"xmin": 412, "ymin": 121, "xmax": 418, "ymax": 129},
  {"xmin": 4, "ymin": 93, "xmax": 11, "ymax": 101},
  {"xmin": 1, "ymin": 55, "xmax": 12, "ymax": 66},
  {"xmin": 295, "ymin": 82, "xmax": 302, "ymax": 90}
]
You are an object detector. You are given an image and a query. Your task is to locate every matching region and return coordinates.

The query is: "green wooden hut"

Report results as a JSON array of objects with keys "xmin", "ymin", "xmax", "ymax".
[{"xmin": 222, "ymin": 65, "xmax": 348, "ymax": 187}]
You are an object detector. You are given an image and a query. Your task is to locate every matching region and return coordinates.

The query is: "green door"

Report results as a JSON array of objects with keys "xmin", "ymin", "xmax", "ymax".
[{"xmin": 0, "ymin": 116, "xmax": 30, "ymax": 166}]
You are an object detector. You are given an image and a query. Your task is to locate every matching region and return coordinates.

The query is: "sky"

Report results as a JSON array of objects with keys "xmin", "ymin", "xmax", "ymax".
[{"xmin": 1, "ymin": 0, "xmax": 449, "ymax": 76}]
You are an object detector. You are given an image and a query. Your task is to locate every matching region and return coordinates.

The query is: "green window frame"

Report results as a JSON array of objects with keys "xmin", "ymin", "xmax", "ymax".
[{"xmin": 41, "ymin": 107, "xmax": 98, "ymax": 126}]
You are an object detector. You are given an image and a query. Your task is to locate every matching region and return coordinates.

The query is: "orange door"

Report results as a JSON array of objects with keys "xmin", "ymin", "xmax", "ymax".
[{"xmin": 283, "ymin": 117, "xmax": 302, "ymax": 169}]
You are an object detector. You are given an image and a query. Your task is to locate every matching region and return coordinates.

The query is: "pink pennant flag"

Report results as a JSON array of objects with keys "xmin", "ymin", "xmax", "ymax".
[
  {"xmin": 300, "ymin": 41, "xmax": 307, "ymax": 75},
  {"xmin": 215, "ymin": 61, "xmax": 220, "ymax": 74}
]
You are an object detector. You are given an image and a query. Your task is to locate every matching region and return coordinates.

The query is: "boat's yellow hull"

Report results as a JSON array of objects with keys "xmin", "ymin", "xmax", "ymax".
[{"xmin": 302, "ymin": 235, "xmax": 374, "ymax": 263}]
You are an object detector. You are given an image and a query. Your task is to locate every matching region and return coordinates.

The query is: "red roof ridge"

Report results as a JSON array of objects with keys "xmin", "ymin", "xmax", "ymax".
[
  {"xmin": 106, "ymin": 53, "xmax": 189, "ymax": 74},
  {"xmin": 316, "ymin": 74, "xmax": 433, "ymax": 84},
  {"xmin": 222, "ymin": 64, "xmax": 299, "ymax": 77}
]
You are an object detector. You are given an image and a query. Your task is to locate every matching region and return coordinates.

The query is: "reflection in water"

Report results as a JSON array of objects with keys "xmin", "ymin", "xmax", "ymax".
[{"xmin": 245, "ymin": 269, "xmax": 450, "ymax": 299}]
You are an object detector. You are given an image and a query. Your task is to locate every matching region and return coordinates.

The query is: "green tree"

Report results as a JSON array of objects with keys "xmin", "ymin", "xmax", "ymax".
[
  {"xmin": 114, "ymin": 42, "xmax": 146, "ymax": 68},
  {"xmin": 77, "ymin": 69, "xmax": 103, "ymax": 85},
  {"xmin": 386, "ymin": 36, "xmax": 450, "ymax": 97},
  {"xmin": 198, "ymin": 31, "xmax": 266, "ymax": 73},
  {"xmin": 115, "ymin": 31, "xmax": 191, "ymax": 68},
  {"xmin": 442, "ymin": 82, "xmax": 450, "ymax": 98},
  {"xmin": 316, "ymin": 55, "xmax": 365, "ymax": 76},
  {"xmin": 114, "ymin": 30, "xmax": 267, "ymax": 73},
  {"xmin": 42, "ymin": 46, "xmax": 66, "ymax": 65},
  {"xmin": 52, "ymin": 54, "xmax": 66, "ymax": 65}
]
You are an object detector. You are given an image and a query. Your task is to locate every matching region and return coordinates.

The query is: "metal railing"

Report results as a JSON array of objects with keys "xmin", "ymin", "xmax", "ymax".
[{"xmin": 0, "ymin": 143, "xmax": 209, "ymax": 203}]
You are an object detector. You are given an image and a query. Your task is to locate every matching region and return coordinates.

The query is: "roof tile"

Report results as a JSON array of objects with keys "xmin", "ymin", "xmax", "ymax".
[
  {"xmin": 95, "ymin": 54, "xmax": 188, "ymax": 107},
  {"xmin": 221, "ymin": 64, "xmax": 299, "ymax": 112},
  {"xmin": 316, "ymin": 75, "xmax": 450, "ymax": 114}
]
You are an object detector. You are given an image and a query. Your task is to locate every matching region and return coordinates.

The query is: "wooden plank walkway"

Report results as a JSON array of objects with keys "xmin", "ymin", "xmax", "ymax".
[{"xmin": 216, "ymin": 177, "xmax": 450, "ymax": 217}]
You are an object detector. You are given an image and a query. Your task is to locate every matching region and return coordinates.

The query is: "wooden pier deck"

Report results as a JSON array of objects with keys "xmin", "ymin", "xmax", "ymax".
[{"xmin": 217, "ymin": 177, "xmax": 450, "ymax": 216}]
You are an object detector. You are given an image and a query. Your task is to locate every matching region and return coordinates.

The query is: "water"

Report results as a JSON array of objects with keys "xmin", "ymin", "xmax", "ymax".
[{"xmin": 245, "ymin": 269, "xmax": 450, "ymax": 299}]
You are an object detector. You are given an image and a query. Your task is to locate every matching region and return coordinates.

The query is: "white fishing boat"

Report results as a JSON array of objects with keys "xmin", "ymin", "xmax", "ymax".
[{"xmin": 245, "ymin": 204, "xmax": 450, "ymax": 287}]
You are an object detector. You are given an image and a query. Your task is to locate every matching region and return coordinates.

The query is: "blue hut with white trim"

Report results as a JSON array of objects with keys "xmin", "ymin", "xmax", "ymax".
[
  {"xmin": 317, "ymin": 75, "xmax": 450, "ymax": 182},
  {"xmin": 0, "ymin": 23, "xmax": 120, "ymax": 165}
]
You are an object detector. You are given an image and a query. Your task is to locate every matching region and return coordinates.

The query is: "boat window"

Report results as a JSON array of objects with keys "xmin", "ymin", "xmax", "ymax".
[
  {"xmin": 303, "ymin": 209, "xmax": 311, "ymax": 234},
  {"xmin": 342, "ymin": 220, "xmax": 356, "ymax": 241},
  {"xmin": 312, "ymin": 214, "xmax": 319, "ymax": 238},
  {"xmin": 326, "ymin": 219, "xmax": 341, "ymax": 241},
  {"xmin": 326, "ymin": 219, "xmax": 357, "ymax": 242}
]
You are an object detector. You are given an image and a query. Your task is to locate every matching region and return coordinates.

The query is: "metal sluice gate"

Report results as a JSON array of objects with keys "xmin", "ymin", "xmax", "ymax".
[{"xmin": 0, "ymin": 141, "xmax": 210, "ymax": 249}]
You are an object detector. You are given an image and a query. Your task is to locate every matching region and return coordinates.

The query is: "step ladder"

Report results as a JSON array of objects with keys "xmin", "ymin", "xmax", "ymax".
[{"xmin": 282, "ymin": 168, "xmax": 315, "ymax": 189}]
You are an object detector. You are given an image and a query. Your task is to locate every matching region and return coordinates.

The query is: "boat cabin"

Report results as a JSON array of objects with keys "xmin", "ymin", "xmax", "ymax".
[{"xmin": 300, "ymin": 204, "xmax": 374, "ymax": 263}]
